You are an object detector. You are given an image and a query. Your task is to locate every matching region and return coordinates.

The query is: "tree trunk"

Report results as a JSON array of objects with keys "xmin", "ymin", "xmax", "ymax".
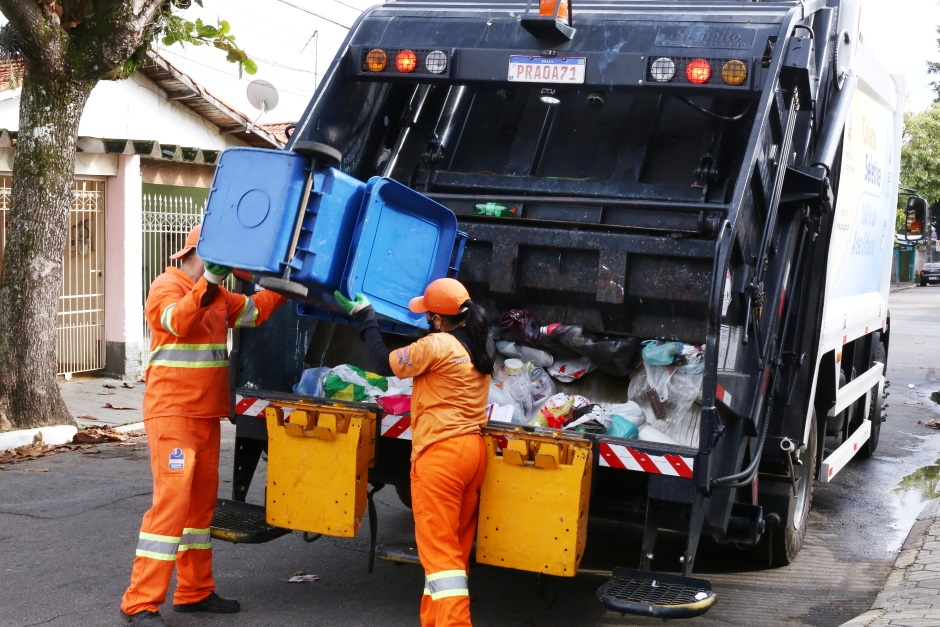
[{"xmin": 0, "ymin": 72, "xmax": 94, "ymax": 430}]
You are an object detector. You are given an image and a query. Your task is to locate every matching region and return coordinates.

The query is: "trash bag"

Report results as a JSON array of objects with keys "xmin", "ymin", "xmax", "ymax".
[
  {"xmin": 549, "ymin": 356, "xmax": 596, "ymax": 382},
  {"xmin": 495, "ymin": 340, "xmax": 554, "ymax": 368},
  {"xmin": 498, "ymin": 309, "xmax": 542, "ymax": 344},
  {"xmin": 641, "ymin": 340, "xmax": 685, "ymax": 366},
  {"xmin": 322, "ymin": 365, "xmax": 388, "ymax": 402},
  {"xmin": 628, "ymin": 369, "xmax": 702, "ymax": 448},
  {"xmin": 565, "ymin": 404, "xmax": 612, "ymax": 434},
  {"xmin": 606, "ymin": 414, "xmax": 640, "ymax": 439},
  {"xmin": 293, "ymin": 367, "xmax": 330, "ymax": 397},
  {"xmin": 542, "ymin": 323, "xmax": 641, "ymax": 377},
  {"xmin": 534, "ymin": 393, "xmax": 591, "ymax": 429}
]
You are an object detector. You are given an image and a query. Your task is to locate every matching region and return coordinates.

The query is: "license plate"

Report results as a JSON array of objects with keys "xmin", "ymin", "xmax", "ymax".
[{"xmin": 508, "ymin": 55, "xmax": 586, "ymax": 84}]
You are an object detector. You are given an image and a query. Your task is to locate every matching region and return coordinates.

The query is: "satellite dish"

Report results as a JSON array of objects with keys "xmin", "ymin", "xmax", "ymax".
[{"xmin": 246, "ymin": 79, "xmax": 279, "ymax": 113}]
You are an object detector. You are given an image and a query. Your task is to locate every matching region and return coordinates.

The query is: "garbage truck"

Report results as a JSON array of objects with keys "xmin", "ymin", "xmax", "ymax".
[{"xmin": 203, "ymin": 0, "xmax": 904, "ymax": 618}]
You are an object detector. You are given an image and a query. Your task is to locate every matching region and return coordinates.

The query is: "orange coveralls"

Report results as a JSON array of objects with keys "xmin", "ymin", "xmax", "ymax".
[
  {"xmin": 387, "ymin": 333, "xmax": 491, "ymax": 626},
  {"xmin": 121, "ymin": 267, "xmax": 286, "ymax": 616}
]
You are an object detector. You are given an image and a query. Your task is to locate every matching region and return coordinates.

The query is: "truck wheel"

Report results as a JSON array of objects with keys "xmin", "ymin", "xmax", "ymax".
[
  {"xmin": 753, "ymin": 414, "xmax": 817, "ymax": 567},
  {"xmin": 859, "ymin": 343, "xmax": 887, "ymax": 458},
  {"xmin": 395, "ymin": 482, "xmax": 413, "ymax": 509}
]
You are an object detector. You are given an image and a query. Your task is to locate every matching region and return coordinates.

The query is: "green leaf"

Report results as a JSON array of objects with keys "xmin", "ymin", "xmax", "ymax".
[{"xmin": 242, "ymin": 58, "xmax": 258, "ymax": 75}]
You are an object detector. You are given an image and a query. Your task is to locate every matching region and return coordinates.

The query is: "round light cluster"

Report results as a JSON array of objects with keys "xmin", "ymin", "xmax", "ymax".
[
  {"xmin": 649, "ymin": 57, "xmax": 677, "ymax": 82},
  {"xmin": 685, "ymin": 58, "xmax": 712, "ymax": 84}
]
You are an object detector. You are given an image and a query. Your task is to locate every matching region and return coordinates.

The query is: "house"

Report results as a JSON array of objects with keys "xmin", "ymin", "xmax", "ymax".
[{"xmin": 0, "ymin": 51, "xmax": 288, "ymax": 379}]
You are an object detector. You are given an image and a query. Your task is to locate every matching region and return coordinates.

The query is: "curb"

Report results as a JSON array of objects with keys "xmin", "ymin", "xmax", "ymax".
[
  {"xmin": 0, "ymin": 421, "xmax": 146, "ymax": 452},
  {"xmin": 0, "ymin": 425, "xmax": 78, "ymax": 451},
  {"xmin": 839, "ymin": 498, "xmax": 940, "ymax": 626}
]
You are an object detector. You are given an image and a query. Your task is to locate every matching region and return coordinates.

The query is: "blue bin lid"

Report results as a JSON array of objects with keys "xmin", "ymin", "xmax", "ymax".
[
  {"xmin": 198, "ymin": 147, "xmax": 309, "ymax": 273},
  {"xmin": 344, "ymin": 177, "xmax": 459, "ymax": 330}
]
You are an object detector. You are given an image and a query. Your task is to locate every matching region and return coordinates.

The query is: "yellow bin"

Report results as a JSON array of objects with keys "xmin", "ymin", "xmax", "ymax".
[
  {"xmin": 265, "ymin": 403, "xmax": 376, "ymax": 537},
  {"xmin": 475, "ymin": 429, "xmax": 592, "ymax": 576}
]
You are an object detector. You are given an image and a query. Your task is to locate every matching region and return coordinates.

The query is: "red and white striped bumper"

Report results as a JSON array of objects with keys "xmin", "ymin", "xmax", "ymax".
[
  {"xmin": 598, "ymin": 442, "xmax": 694, "ymax": 478},
  {"xmin": 236, "ymin": 395, "xmax": 693, "ymax": 477}
]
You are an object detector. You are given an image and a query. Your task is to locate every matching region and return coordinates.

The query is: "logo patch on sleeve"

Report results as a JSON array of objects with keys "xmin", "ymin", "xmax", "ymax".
[{"xmin": 169, "ymin": 448, "xmax": 185, "ymax": 470}]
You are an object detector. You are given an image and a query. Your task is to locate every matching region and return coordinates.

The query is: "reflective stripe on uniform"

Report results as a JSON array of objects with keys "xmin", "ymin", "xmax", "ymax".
[
  {"xmin": 135, "ymin": 531, "xmax": 180, "ymax": 561},
  {"xmin": 160, "ymin": 304, "xmax": 178, "ymax": 336},
  {"xmin": 178, "ymin": 527, "xmax": 212, "ymax": 551},
  {"xmin": 423, "ymin": 570, "xmax": 469, "ymax": 600},
  {"xmin": 233, "ymin": 297, "xmax": 259, "ymax": 328},
  {"xmin": 148, "ymin": 343, "xmax": 228, "ymax": 369}
]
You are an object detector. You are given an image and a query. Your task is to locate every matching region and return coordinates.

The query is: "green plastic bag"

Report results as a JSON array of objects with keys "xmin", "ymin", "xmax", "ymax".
[{"xmin": 322, "ymin": 365, "xmax": 388, "ymax": 402}]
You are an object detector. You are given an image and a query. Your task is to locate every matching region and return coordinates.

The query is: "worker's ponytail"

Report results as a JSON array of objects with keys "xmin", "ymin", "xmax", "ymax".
[{"xmin": 442, "ymin": 300, "xmax": 494, "ymax": 375}]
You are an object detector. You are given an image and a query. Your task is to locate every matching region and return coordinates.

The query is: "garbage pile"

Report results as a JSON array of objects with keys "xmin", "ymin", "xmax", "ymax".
[
  {"xmin": 289, "ymin": 308, "xmax": 705, "ymax": 449},
  {"xmin": 488, "ymin": 309, "xmax": 703, "ymax": 448}
]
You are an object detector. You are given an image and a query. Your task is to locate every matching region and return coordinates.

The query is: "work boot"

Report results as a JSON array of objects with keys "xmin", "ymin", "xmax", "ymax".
[
  {"xmin": 121, "ymin": 609, "xmax": 168, "ymax": 626},
  {"xmin": 172, "ymin": 591, "xmax": 240, "ymax": 614}
]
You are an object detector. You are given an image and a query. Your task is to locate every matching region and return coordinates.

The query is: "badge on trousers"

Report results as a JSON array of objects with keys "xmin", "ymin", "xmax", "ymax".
[{"xmin": 169, "ymin": 448, "xmax": 185, "ymax": 470}]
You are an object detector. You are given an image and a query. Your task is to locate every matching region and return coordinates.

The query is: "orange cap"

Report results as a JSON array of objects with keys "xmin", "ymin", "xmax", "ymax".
[
  {"xmin": 408, "ymin": 278, "xmax": 470, "ymax": 315},
  {"xmin": 169, "ymin": 225, "xmax": 201, "ymax": 259}
]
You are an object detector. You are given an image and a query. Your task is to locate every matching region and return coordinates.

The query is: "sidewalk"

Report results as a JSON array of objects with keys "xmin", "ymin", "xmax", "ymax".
[{"xmin": 840, "ymin": 498, "xmax": 940, "ymax": 627}]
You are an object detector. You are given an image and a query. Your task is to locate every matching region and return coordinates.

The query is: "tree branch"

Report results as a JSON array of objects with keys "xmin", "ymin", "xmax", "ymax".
[
  {"xmin": 0, "ymin": 0, "xmax": 67, "ymax": 74},
  {"xmin": 68, "ymin": 0, "xmax": 167, "ymax": 80}
]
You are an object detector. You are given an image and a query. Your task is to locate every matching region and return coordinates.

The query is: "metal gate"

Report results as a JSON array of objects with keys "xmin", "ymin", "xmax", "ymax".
[
  {"xmin": 0, "ymin": 176, "xmax": 106, "ymax": 376},
  {"xmin": 141, "ymin": 193, "xmax": 204, "ymax": 366}
]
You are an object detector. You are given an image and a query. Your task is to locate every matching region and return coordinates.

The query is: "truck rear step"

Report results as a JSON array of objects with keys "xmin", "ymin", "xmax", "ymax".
[
  {"xmin": 596, "ymin": 568, "xmax": 716, "ymax": 619},
  {"xmin": 210, "ymin": 498, "xmax": 292, "ymax": 544},
  {"xmin": 376, "ymin": 542, "xmax": 422, "ymax": 566}
]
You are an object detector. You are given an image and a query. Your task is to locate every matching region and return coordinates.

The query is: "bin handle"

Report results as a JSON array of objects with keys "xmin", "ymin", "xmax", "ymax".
[{"xmin": 448, "ymin": 231, "xmax": 468, "ymax": 278}]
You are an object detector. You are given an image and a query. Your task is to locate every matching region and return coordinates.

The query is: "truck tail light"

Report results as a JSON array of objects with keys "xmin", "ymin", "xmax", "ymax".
[
  {"xmin": 396, "ymin": 50, "xmax": 418, "ymax": 73},
  {"xmin": 425, "ymin": 50, "xmax": 448, "ymax": 74},
  {"xmin": 649, "ymin": 57, "xmax": 677, "ymax": 82},
  {"xmin": 686, "ymin": 58, "xmax": 712, "ymax": 84},
  {"xmin": 721, "ymin": 59, "xmax": 747, "ymax": 86},
  {"xmin": 358, "ymin": 47, "xmax": 451, "ymax": 76},
  {"xmin": 539, "ymin": 0, "xmax": 569, "ymax": 20},
  {"xmin": 364, "ymin": 49, "xmax": 387, "ymax": 73}
]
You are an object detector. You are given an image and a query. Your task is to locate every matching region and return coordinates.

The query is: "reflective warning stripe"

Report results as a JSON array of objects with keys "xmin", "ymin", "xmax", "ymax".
[
  {"xmin": 381, "ymin": 415, "xmax": 412, "ymax": 440},
  {"xmin": 160, "ymin": 304, "xmax": 178, "ymax": 336},
  {"xmin": 135, "ymin": 531, "xmax": 180, "ymax": 561},
  {"xmin": 149, "ymin": 343, "xmax": 228, "ymax": 369},
  {"xmin": 233, "ymin": 395, "xmax": 293, "ymax": 419},
  {"xmin": 599, "ymin": 442, "xmax": 694, "ymax": 477},
  {"xmin": 716, "ymin": 385, "xmax": 732, "ymax": 406},
  {"xmin": 179, "ymin": 527, "xmax": 211, "ymax": 551},
  {"xmin": 423, "ymin": 570, "xmax": 468, "ymax": 600},
  {"xmin": 233, "ymin": 297, "xmax": 259, "ymax": 328}
]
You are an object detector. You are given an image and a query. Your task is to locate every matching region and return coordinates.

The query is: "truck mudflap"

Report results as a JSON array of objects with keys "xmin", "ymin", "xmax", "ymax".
[{"xmin": 596, "ymin": 568, "xmax": 716, "ymax": 619}]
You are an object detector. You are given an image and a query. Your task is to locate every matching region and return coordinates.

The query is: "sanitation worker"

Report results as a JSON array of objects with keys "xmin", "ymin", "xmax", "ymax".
[
  {"xmin": 335, "ymin": 278, "xmax": 494, "ymax": 627},
  {"xmin": 121, "ymin": 225, "xmax": 287, "ymax": 627}
]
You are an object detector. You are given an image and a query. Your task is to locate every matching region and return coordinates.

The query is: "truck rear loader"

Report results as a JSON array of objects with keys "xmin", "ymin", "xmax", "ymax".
[{"xmin": 204, "ymin": 0, "xmax": 904, "ymax": 618}]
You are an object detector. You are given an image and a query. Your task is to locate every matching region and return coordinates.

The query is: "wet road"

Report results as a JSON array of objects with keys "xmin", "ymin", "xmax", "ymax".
[{"xmin": 183, "ymin": 287, "xmax": 940, "ymax": 626}]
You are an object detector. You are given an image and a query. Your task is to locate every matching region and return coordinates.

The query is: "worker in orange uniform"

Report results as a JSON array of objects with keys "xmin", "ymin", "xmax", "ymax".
[
  {"xmin": 335, "ymin": 278, "xmax": 494, "ymax": 627},
  {"xmin": 121, "ymin": 225, "xmax": 288, "ymax": 627}
]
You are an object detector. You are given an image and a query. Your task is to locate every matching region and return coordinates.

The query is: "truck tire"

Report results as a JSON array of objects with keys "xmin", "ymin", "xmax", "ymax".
[
  {"xmin": 859, "ymin": 342, "xmax": 887, "ymax": 458},
  {"xmin": 395, "ymin": 481, "xmax": 413, "ymax": 509},
  {"xmin": 753, "ymin": 413, "xmax": 818, "ymax": 567}
]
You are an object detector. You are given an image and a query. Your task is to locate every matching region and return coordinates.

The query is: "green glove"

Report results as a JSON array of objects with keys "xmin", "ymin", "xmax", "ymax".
[
  {"xmin": 334, "ymin": 290, "xmax": 370, "ymax": 315},
  {"xmin": 204, "ymin": 261, "xmax": 231, "ymax": 285}
]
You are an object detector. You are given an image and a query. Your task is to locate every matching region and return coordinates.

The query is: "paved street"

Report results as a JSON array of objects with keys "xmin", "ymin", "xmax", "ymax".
[{"xmin": 0, "ymin": 285, "xmax": 938, "ymax": 626}]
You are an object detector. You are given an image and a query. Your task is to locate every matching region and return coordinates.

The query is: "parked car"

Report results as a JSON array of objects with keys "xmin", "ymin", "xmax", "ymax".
[{"xmin": 920, "ymin": 262, "xmax": 940, "ymax": 286}]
